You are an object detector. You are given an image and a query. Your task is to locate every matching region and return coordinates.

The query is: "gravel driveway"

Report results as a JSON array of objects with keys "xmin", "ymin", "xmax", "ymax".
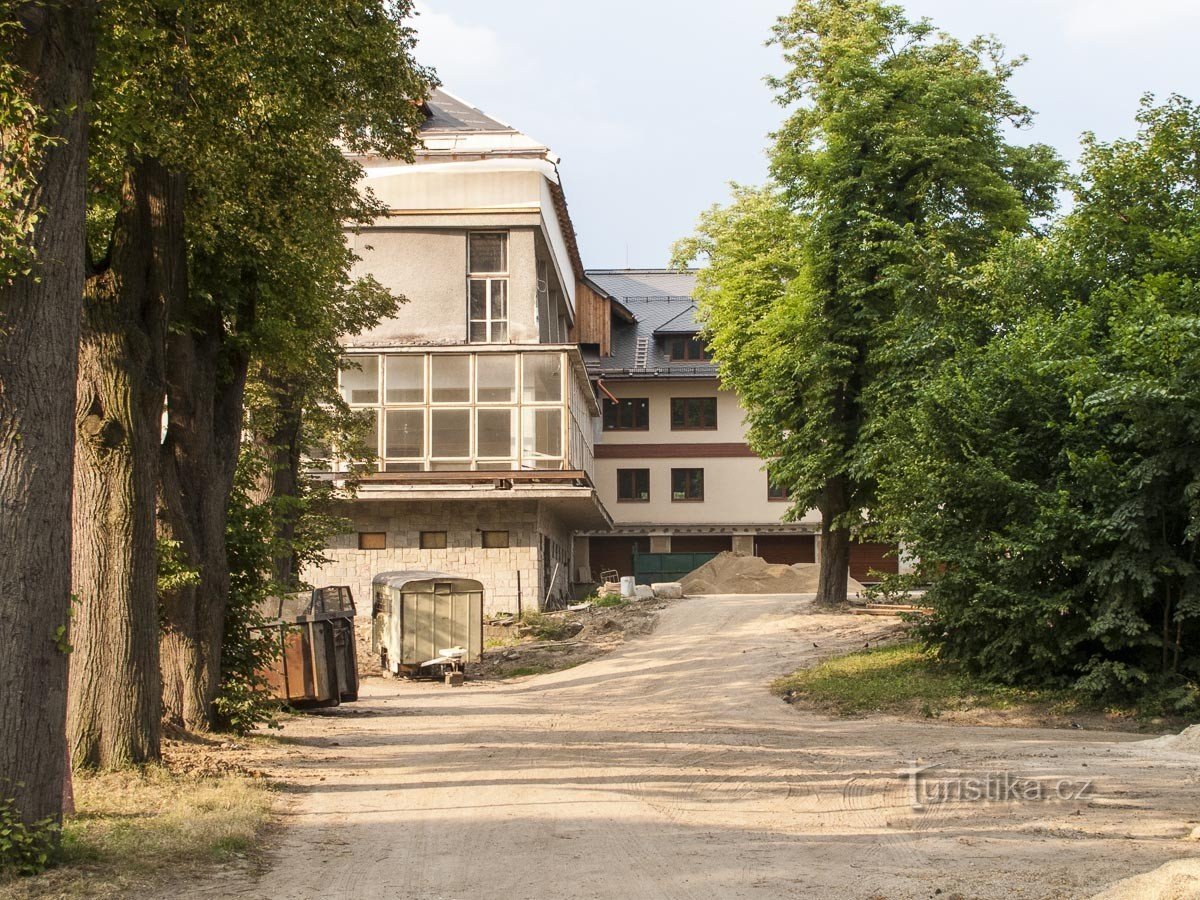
[{"xmin": 187, "ymin": 593, "xmax": 1200, "ymax": 900}]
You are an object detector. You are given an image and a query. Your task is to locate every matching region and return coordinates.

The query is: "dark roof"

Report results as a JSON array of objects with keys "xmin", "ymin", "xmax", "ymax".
[
  {"xmin": 421, "ymin": 89, "xmax": 515, "ymax": 134},
  {"xmin": 583, "ymin": 269, "xmax": 715, "ymax": 378}
]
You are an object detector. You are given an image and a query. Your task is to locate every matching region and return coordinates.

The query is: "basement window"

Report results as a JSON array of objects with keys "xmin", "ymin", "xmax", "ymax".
[
  {"xmin": 358, "ymin": 532, "xmax": 387, "ymax": 550},
  {"xmin": 420, "ymin": 531, "xmax": 448, "ymax": 550},
  {"xmin": 481, "ymin": 530, "xmax": 510, "ymax": 549}
]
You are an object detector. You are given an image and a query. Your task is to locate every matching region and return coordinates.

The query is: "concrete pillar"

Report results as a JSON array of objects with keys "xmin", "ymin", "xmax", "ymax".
[
  {"xmin": 650, "ymin": 534, "xmax": 671, "ymax": 553},
  {"xmin": 573, "ymin": 535, "xmax": 591, "ymax": 581},
  {"xmin": 814, "ymin": 532, "xmax": 824, "ymax": 567},
  {"xmin": 732, "ymin": 534, "xmax": 755, "ymax": 556}
]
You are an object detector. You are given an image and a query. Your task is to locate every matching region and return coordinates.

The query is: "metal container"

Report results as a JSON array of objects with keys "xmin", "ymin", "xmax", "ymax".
[
  {"xmin": 255, "ymin": 586, "xmax": 359, "ymax": 708},
  {"xmin": 371, "ymin": 571, "xmax": 484, "ymax": 676}
]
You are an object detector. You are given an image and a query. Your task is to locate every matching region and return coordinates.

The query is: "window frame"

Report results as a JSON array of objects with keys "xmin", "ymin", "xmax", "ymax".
[
  {"xmin": 481, "ymin": 530, "xmax": 510, "ymax": 549},
  {"xmin": 467, "ymin": 231, "xmax": 509, "ymax": 344},
  {"xmin": 419, "ymin": 531, "xmax": 448, "ymax": 550},
  {"xmin": 616, "ymin": 468, "xmax": 651, "ymax": 503},
  {"xmin": 358, "ymin": 532, "xmax": 386, "ymax": 550},
  {"xmin": 667, "ymin": 335, "xmax": 712, "ymax": 362},
  {"xmin": 602, "ymin": 397, "xmax": 650, "ymax": 431},
  {"xmin": 669, "ymin": 397, "xmax": 718, "ymax": 430},
  {"xmin": 671, "ymin": 467, "xmax": 705, "ymax": 502},
  {"xmin": 767, "ymin": 474, "xmax": 791, "ymax": 502}
]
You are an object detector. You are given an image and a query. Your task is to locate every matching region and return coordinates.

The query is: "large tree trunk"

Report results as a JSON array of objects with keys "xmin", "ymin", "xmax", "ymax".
[
  {"xmin": 816, "ymin": 477, "xmax": 851, "ymax": 606},
  {"xmin": 250, "ymin": 370, "xmax": 304, "ymax": 589},
  {"xmin": 68, "ymin": 159, "xmax": 184, "ymax": 768},
  {"xmin": 159, "ymin": 307, "xmax": 251, "ymax": 730},
  {"xmin": 0, "ymin": 0, "xmax": 95, "ymax": 826}
]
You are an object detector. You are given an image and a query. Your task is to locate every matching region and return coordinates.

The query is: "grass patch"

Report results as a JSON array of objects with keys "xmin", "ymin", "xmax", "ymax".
[
  {"xmin": 518, "ymin": 611, "xmax": 577, "ymax": 642},
  {"xmin": 772, "ymin": 642, "xmax": 1121, "ymax": 720},
  {"xmin": 1, "ymin": 767, "xmax": 273, "ymax": 898},
  {"xmin": 592, "ymin": 594, "xmax": 628, "ymax": 609}
]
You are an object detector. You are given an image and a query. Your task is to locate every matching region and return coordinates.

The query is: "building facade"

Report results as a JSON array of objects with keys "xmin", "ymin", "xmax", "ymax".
[{"xmin": 306, "ymin": 91, "xmax": 898, "ymax": 618}]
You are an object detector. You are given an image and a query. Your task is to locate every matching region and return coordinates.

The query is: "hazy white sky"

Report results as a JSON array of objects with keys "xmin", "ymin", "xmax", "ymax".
[{"xmin": 411, "ymin": 1, "xmax": 1200, "ymax": 268}]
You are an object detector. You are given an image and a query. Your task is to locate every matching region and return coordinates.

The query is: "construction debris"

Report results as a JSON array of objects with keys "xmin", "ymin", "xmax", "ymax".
[
  {"xmin": 680, "ymin": 552, "xmax": 865, "ymax": 596},
  {"xmin": 652, "ymin": 582, "xmax": 684, "ymax": 600}
]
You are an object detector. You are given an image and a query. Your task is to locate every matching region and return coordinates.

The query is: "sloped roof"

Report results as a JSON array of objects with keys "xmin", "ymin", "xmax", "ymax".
[
  {"xmin": 586, "ymin": 269, "xmax": 698, "ymax": 299},
  {"xmin": 583, "ymin": 269, "xmax": 716, "ymax": 378},
  {"xmin": 420, "ymin": 89, "xmax": 515, "ymax": 133}
]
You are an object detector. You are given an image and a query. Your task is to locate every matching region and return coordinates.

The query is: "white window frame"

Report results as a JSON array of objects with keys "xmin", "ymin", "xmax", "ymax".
[{"xmin": 468, "ymin": 232, "xmax": 509, "ymax": 344}]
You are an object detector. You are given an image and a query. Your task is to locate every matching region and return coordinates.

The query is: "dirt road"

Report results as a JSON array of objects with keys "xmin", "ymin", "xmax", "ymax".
[{"xmin": 191, "ymin": 593, "xmax": 1200, "ymax": 900}]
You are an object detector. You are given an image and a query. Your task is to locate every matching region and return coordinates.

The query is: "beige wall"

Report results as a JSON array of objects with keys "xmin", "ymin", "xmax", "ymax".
[
  {"xmin": 598, "ymin": 379, "xmax": 748, "ymax": 444},
  {"xmin": 595, "ymin": 456, "xmax": 816, "ymax": 526},
  {"xmin": 345, "ymin": 227, "xmax": 541, "ymax": 347},
  {"xmin": 595, "ymin": 377, "xmax": 818, "ymax": 528}
]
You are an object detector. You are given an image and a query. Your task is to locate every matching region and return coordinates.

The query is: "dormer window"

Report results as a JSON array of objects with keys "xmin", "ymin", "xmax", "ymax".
[
  {"xmin": 468, "ymin": 232, "xmax": 508, "ymax": 343},
  {"xmin": 667, "ymin": 335, "xmax": 711, "ymax": 362}
]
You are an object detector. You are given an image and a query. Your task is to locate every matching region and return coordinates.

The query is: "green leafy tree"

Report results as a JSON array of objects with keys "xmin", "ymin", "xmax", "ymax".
[
  {"xmin": 676, "ymin": 0, "xmax": 1061, "ymax": 603},
  {"xmin": 880, "ymin": 96, "xmax": 1200, "ymax": 707},
  {"xmin": 67, "ymin": 0, "xmax": 433, "ymax": 758}
]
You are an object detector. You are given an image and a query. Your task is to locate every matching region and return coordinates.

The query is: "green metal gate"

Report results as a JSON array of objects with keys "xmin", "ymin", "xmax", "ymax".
[{"xmin": 631, "ymin": 551, "xmax": 717, "ymax": 586}]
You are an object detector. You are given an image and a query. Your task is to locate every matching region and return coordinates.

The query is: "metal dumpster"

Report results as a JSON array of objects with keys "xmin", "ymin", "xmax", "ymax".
[
  {"xmin": 372, "ymin": 571, "xmax": 484, "ymax": 676},
  {"xmin": 255, "ymin": 586, "xmax": 359, "ymax": 708}
]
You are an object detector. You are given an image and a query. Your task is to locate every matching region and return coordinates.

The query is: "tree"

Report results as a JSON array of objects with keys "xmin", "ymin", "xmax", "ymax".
[
  {"xmin": 67, "ymin": 0, "xmax": 431, "ymax": 749},
  {"xmin": 0, "ymin": 0, "xmax": 96, "ymax": 825},
  {"xmin": 676, "ymin": 0, "xmax": 1060, "ymax": 603},
  {"xmin": 878, "ymin": 96, "xmax": 1200, "ymax": 706}
]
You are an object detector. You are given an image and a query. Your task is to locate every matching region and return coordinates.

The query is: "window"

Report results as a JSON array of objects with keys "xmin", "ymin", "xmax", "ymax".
[
  {"xmin": 358, "ymin": 532, "xmax": 386, "ymax": 550},
  {"xmin": 667, "ymin": 336, "xmax": 712, "ymax": 362},
  {"xmin": 481, "ymin": 530, "xmax": 509, "ymax": 549},
  {"xmin": 340, "ymin": 355, "xmax": 379, "ymax": 404},
  {"xmin": 522, "ymin": 353, "xmax": 562, "ymax": 403},
  {"xmin": 476, "ymin": 353, "xmax": 516, "ymax": 402},
  {"xmin": 476, "ymin": 408, "xmax": 515, "ymax": 460},
  {"xmin": 617, "ymin": 469, "xmax": 650, "ymax": 502},
  {"xmin": 468, "ymin": 232, "xmax": 508, "ymax": 343},
  {"xmin": 420, "ymin": 531, "xmax": 447, "ymax": 550},
  {"xmin": 384, "ymin": 409, "xmax": 423, "ymax": 460},
  {"xmin": 767, "ymin": 474, "xmax": 791, "ymax": 502},
  {"xmin": 430, "ymin": 408, "xmax": 470, "ymax": 461},
  {"xmin": 385, "ymin": 356, "xmax": 424, "ymax": 404},
  {"xmin": 522, "ymin": 407, "xmax": 562, "ymax": 467},
  {"xmin": 671, "ymin": 468, "xmax": 704, "ymax": 501},
  {"xmin": 670, "ymin": 397, "xmax": 717, "ymax": 430},
  {"xmin": 431, "ymin": 355, "xmax": 470, "ymax": 403},
  {"xmin": 603, "ymin": 398, "xmax": 649, "ymax": 431}
]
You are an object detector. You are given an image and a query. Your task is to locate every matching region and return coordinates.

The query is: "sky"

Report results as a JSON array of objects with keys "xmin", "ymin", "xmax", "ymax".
[{"xmin": 411, "ymin": 0, "xmax": 1200, "ymax": 269}]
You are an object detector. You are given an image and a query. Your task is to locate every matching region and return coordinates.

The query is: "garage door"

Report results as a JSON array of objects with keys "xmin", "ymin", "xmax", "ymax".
[
  {"xmin": 849, "ymin": 542, "xmax": 899, "ymax": 583},
  {"xmin": 588, "ymin": 536, "xmax": 650, "ymax": 580},
  {"xmin": 754, "ymin": 534, "xmax": 816, "ymax": 565},
  {"xmin": 670, "ymin": 535, "xmax": 733, "ymax": 554}
]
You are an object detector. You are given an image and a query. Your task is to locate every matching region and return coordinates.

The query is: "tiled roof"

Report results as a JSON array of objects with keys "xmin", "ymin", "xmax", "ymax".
[
  {"xmin": 420, "ymin": 89, "xmax": 515, "ymax": 134},
  {"xmin": 583, "ymin": 269, "xmax": 716, "ymax": 378}
]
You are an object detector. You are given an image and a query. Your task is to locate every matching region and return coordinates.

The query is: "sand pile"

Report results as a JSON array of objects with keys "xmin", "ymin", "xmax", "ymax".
[
  {"xmin": 680, "ymin": 552, "xmax": 864, "ymax": 596},
  {"xmin": 1088, "ymin": 859, "xmax": 1200, "ymax": 899},
  {"xmin": 1136, "ymin": 724, "xmax": 1200, "ymax": 756}
]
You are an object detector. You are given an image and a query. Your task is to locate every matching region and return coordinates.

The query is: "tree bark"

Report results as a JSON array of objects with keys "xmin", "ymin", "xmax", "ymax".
[
  {"xmin": 159, "ymin": 299, "xmax": 252, "ymax": 730},
  {"xmin": 0, "ymin": 0, "xmax": 95, "ymax": 826},
  {"xmin": 68, "ymin": 159, "xmax": 184, "ymax": 768},
  {"xmin": 816, "ymin": 477, "xmax": 851, "ymax": 606}
]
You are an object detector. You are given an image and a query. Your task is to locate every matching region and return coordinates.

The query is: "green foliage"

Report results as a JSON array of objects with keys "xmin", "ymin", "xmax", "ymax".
[
  {"xmin": 156, "ymin": 538, "xmax": 201, "ymax": 597},
  {"xmin": 876, "ymin": 96, "xmax": 1200, "ymax": 707},
  {"xmin": 0, "ymin": 798, "xmax": 58, "ymax": 876},
  {"xmin": 675, "ymin": 0, "xmax": 1062, "ymax": 572},
  {"xmin": 215, "ymin": 454, "xmax": 284, "ymax": 735},
  {"xmin": 0, "ymin": 14, "xmax": 60, "ymax": 286},
  {"xmin": 592, "ymin": 594, "xmax": 629, "ymax": 608},
  {"xmin": 518, "ymin": 611, "xmax": 576, "ymax": 642}
]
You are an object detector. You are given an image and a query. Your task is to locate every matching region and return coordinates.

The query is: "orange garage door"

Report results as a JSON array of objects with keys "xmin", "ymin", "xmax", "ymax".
[
  {"xmin": 849, "ymin": 542, "xmax": 899, "ymax": 583},
  {"xmin": 754, "ymin": 535, "xmax": 816, "ymax": 565}
]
